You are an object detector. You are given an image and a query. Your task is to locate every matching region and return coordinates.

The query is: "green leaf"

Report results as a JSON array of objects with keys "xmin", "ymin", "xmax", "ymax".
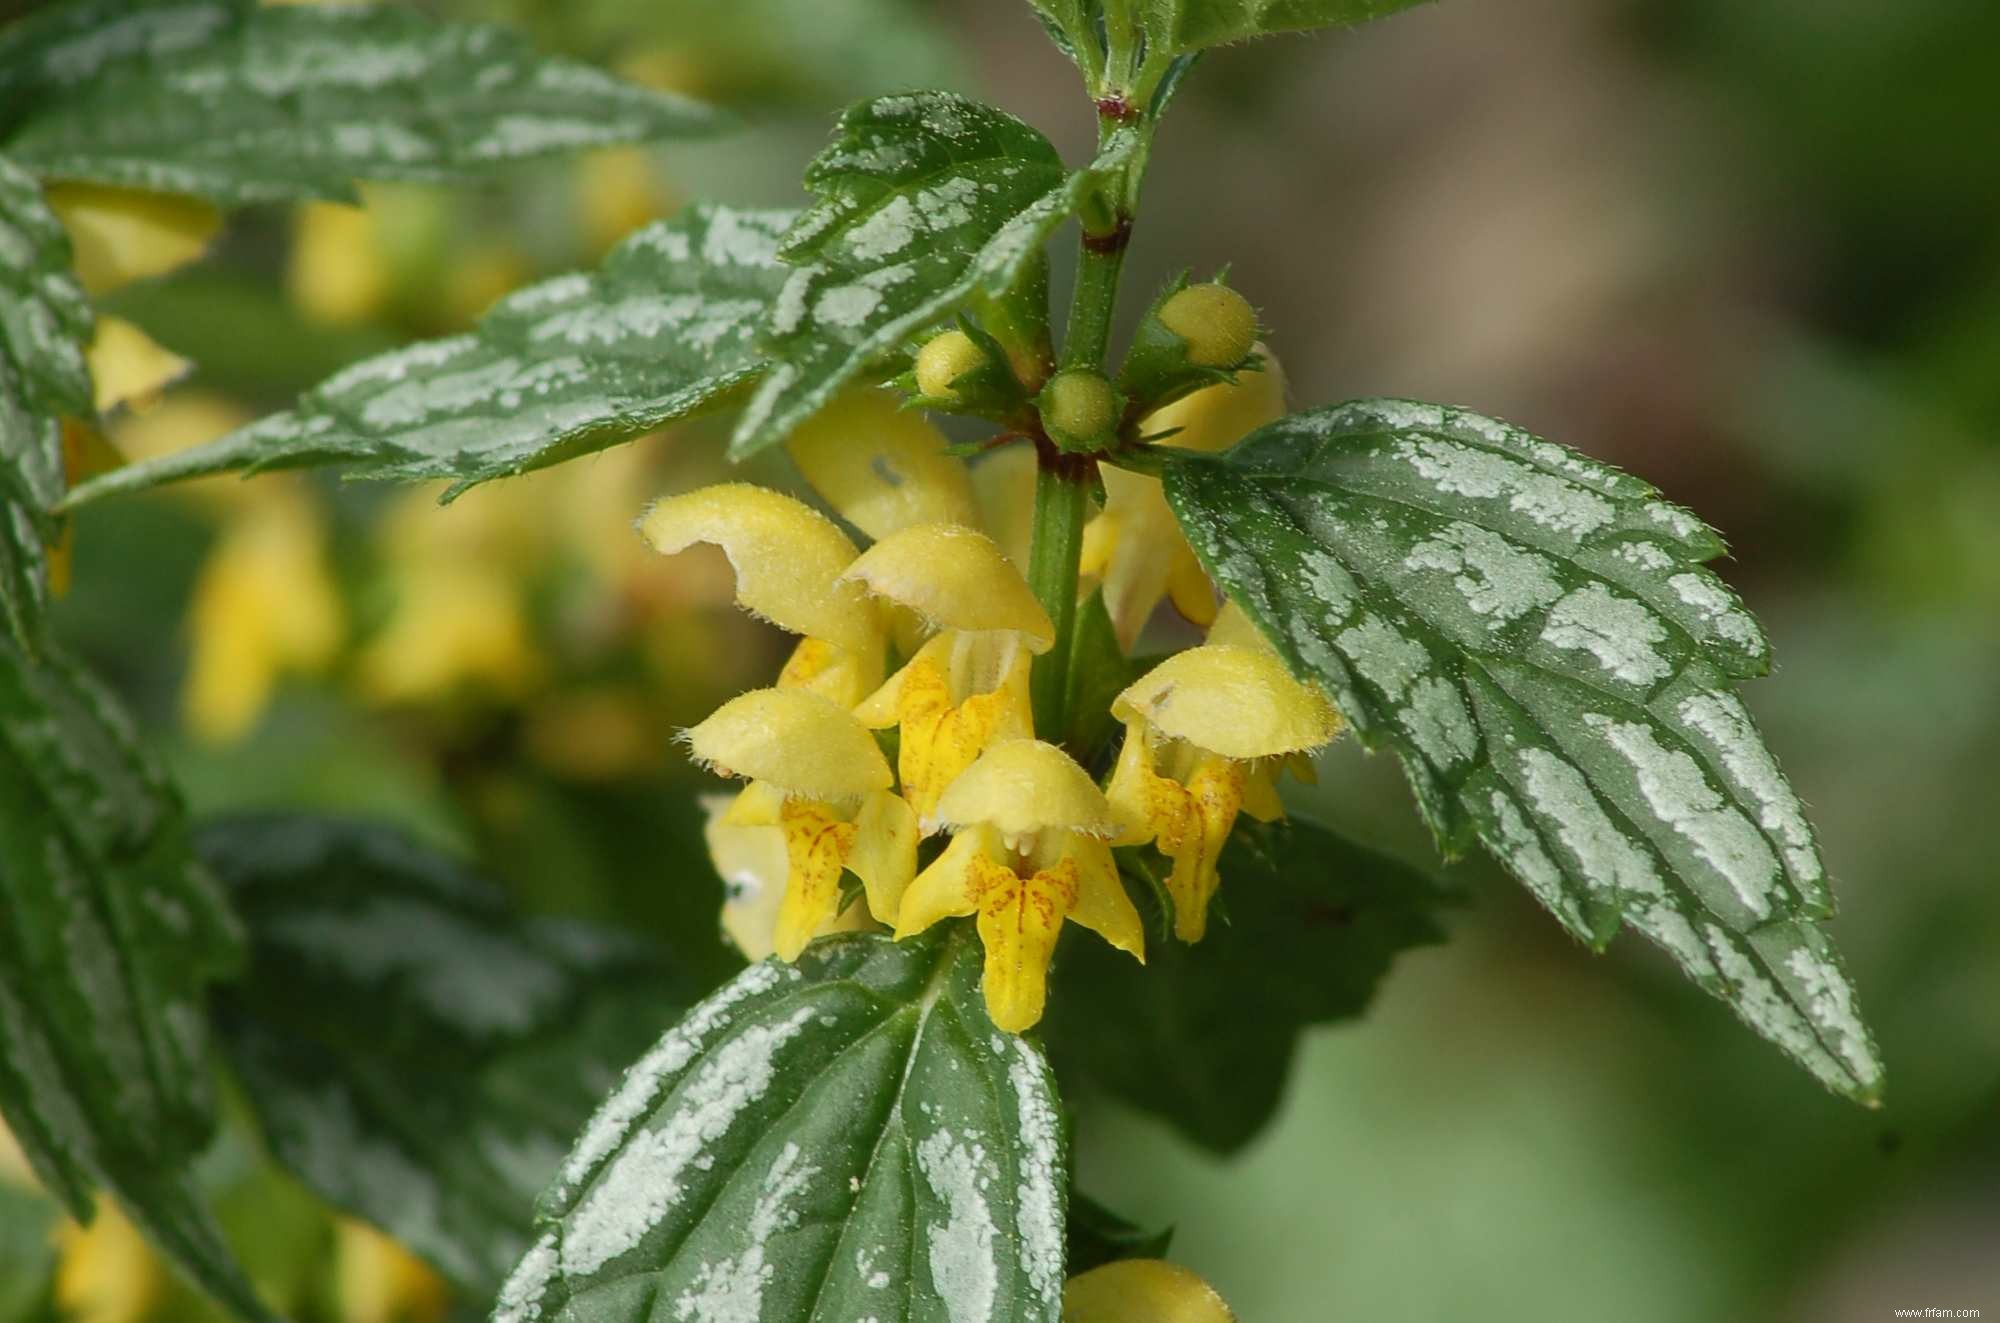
[
  {"xmin": 1061, "ymin": 589, "xmax": 1137, "ymax": 767},
  {"xmin": 495, "ymin": 927, "xmax": 1068, "ymax": 1323},
  {"xmin": 64, "ymin": 204, "xmax": 793, "ymax": 506},
  {"xmin": 0, "ymin": 1180, "xmax": 58, "ymax": 1323},
  {"xmin": 1139, "ymin": 0, "xmax": 1432, "ymax": 55},
  {"xmin": 1163, "ymin": 399, "xmax": 1886, "ymax": 1101},
  {"xmin": 0, "ymin": 0, "xmax": 724, "ymax": 206},
  {"xmin": 199, "ymin": 815, "xmax": 693, "ymax": 1295},
  {"xmin": 1045, "ymin": 815, "xmax": 1448, "ymax": 1153},
  {"xmin": 0, "ymin": 635, "xmax": 266, "ymax": 1320},
  {"xmin": 0, "ymin": 155, "xmax": 93, "ymax": 639},
  {"xmin": 730, "ymin": 91, "xmax": 1137, "ymax": 457}
]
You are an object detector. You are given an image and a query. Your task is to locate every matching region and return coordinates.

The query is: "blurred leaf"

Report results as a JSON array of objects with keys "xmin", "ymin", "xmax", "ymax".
[
  {"xmin": 1062, "ymin": 588, "xmax": 1137, "ymax": 767},
  {"xmin": 0, "ymin": 0, "xmax": 725, "ymax": 205},
  {"xmin": 1066, "ymin": 1190, "xmax": 1173, "ymax": 1275},
  {"xmin": 1164, "ymin": 400, "xmax": 1885, "ymax": 1102},
  {"xmin": 0, "ymin": 635, "xmax": 264, "ymax": 1320},
  {"xmin": 0, "ymin": 1180, "xmax": 57, "ymax": 1322},
  {"xmin": 1046, "ymin": 815, "xmax": 1448, "ymax": 1153},
  {"xmin": 497, "ymin": 928, "xmax": 1068, "ymax": 1323},
  {"xmin": 1139, "ymin": 0, "xmax": 1432, "ymax": 54},
  {"xmin": 200, "ymin": 814, "xmax": 694, "ymax": 1294},
  {"xmin": 730, "ymin": 91, "xmax": 1138, "ymax": 457},
  {"xmin": 67, "ymin": 204, "xmax": 794, "ymax": 506}
]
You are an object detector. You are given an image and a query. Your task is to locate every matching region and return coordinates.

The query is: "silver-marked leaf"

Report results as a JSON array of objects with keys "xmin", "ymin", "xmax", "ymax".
[
  {"xmin": 201, "ymin": 815, "xmax": 694, "ymax": 1296},
  {"xmin": 496, "ymin": 927, "xmax": 1067, "ymax": 1323},
  {"xmin": 0, "ymin": 156, "xmax": 92, "ymax": 636},
  {"xmin": 730, "ymin": 91, "xmax": 1137, "ymax": 457},
  {"xmin": 0, "ymin": 635, "xmax": 264, "ymax": 1319},
  {"xmin": 1139, "ymin": 0, "xmax": 1432, "ymax": 54},
  {"xmin": 1164, "ymin": 400, "xmax": 1883, "ymax": 1101},
  {"xmin": 0, "ymin": 0, "xmax": 724, "ymax": 206},
  {"xmin": 64, "ymin": 204, "xmax": 793, "ymax": 506}
]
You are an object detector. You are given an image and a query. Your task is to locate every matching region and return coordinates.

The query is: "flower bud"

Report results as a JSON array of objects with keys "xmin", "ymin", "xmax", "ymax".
[
  {"xmin": 914, "ymin": 329, "xmax": 984, "ymax": 400},
  {"xmin": 1158, "ymin": 282, "xmax": 1257, "ymax": 368},
  {"xmin": 1040, "ymin": 369, "xmax": 1118, "ymax": 450}
]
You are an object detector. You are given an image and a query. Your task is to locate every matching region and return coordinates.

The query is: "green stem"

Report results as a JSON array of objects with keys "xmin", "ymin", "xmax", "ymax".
[{"xmin": 1027, "ymin": 446, "xmax": 1091, "ymax": 742}]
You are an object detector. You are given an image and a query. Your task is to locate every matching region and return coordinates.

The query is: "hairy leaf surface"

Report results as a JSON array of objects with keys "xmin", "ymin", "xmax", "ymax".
[
  {"xmin": 495, "ymin": 928, "xmax": 1067, "ymax": 1323},
  {"xmin": 0, "ymin": 635, "xmax": 261, "ymax": 1318},
  {"xmin": 1164, "ymin": 399, "xmax": 1884, "ymax": 1100},
  {"xmin": 0, "ymin": 0, "xmax": 722, "ymax": 205},
  {"xmin": 1140, "ymin": 0, "xmax": 1432, "ymax": 53},
  {"xmin": 1047, "ymin": 816, "xmax": 1448, "ymax": 1152},
  {"xmin": 731, "ymin": 91, "xmax": 1135, "ymax": 456},
  {"xmin": 65, "ymin": 205, "xmax": 793, "ymax": 505},
  {"xmin": 201, "ymin": 816, "xmax": 693, "ymax": 1295}
]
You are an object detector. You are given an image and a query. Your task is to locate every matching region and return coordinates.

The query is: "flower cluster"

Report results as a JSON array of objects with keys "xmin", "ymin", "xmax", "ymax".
[{"xmin": 655, "ymin": 370, "xmax": 1340, "ymax": 1032}]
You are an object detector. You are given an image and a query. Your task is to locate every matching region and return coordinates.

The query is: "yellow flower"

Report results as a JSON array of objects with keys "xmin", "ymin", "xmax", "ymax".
[
  {"xmin": 45, "ymin": 183, "xmax": 219, "ymax": 296},
  {"xmin": 1080, "ymin": 348, "xmax": 1287, "ymax": 647},
  {"xmin": 290, "ymin": 199, "xmax": 392, "ymax": 327},
  {"xmin": 895, "ymin": 739, "xmax": 1142, "ymax": 1032},
  {"xmin": 335, "ymin": 1220, "xmax": 448, "ymax": 1323},
  {"xmin": 54, "ymin": 1200, "xmax": 166, "ymax": 1323},
  {"xmin": 784, "ymin": 389, "xmax": 979, "ymax": 542},
  {"xmin": 686, "ymin": 689, "xmax": 916, "ymax": 959},
  {"xmin": 86, "ymin": 317, "xmax": 188, "ymax": 415},
  {"xmin": 843, "ymin": 523, "xmax": 1054, "ymax": 829},
  {"xmin": 642, "ymin": 481, "xmax": 885, "ymax": 707},
  {"xmin": 1064, "ymin": 1259, "xmax": 1237, "ymax": 1323},
  {"xmin": 1107, "ymin": 612, "xmax": 1339, "ymax": 941},
  {"xmin": 185, "ymin": 486, "xmax": 344, "ymax": 742}
]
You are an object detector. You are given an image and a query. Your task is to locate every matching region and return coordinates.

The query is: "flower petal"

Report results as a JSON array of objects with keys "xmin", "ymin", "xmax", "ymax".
[
  {"xmin": 87, "ymin": 317, "xmax": 188, "ymax": 415},
  {"xmin": 1113, "ymin": 644, "xmax": 1339, "ymax": 760},
  {"xmin": 46, "ymin": 183, "xmax": 220, "ymax": 296},
  {"xmin": 970, "ymin": 855, "xmax": 1076, "ymax": 1033},
  {"xmin": 847, "ymin": 790, "xmax": 919, "ymax": 925},
  {"xmin": 776, "ymin": 635, "xmax": 882, "ymax": 710},
  {"xmin": 786, "ymin": 388, "xmax": 978, "ymax": 540},
  {"xmin": 1141, "ymin": 344, "xmax": 1287, "ymax": 454},
  {"xmin": 936, "ymin": 738, "xmax": 1117, "ymax": 839},
  {"xmin": 840, "ymin": 523, "xmax": 1054, "ymax": 651},
  {"xmin": 640, "ymin": 483, "xmax": 880, "ymax": 654},
  {"xmin": 893, "ymin": 825, "xmax": 993, "ymax": 938},
  {"xmin": 772, "ymin": 799, "xmax": 859, "ymax": 960},
  {"xmin": 684, "ymin": 688, "xmax": 892, "ymax": 800},
  {"xmin": 703, "ymin": 791, "xmax": 788, "ymax": 960},
  {"xmin": 882, "ymin": 639, "xmax": 1036, "ymax": 828},
  {"xmin": 1061, "ymin": 836, "xmax": 1145, "ymax": 962},
  {"xmin": 968, "ymin": 445, "xmax": 1038, "ymax": 572}
]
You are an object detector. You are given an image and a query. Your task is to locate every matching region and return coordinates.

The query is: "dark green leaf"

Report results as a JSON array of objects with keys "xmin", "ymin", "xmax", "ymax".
[
  {"xmin": 0, "ymin": 0, "xmax": 724, "ymax": 206},
  {"xmin": 0, "ymin": 155, "xmax": 92, "ymax": 639},
  {"xmin": 495, "ymin": 927, "xmax": 1068, "ymax": 1323},
  {"xmin": 1046, "ymin": 815, "xmax": 1448, "ymax": 1152},
  {"xmin": 1062, "ymin": 589, "xmax": 1137, "ymax": 767},
  {"xmin": 730, "ymin": 91, "xmax": 1137, "ymax": 457},
  {"xmin": 1139, "ymin": 0, "xmax": 1432, "ymax": 55},
  {"xmin": 64, "ymin": 204, "xmax": 793, "ymax": 507},
  {"xmin": 1164, "ymin": 399, "xmax": 1885, "ymax": 1101},
  {"xmin": 1065, "ymin": 1192, "xmax": 1172, "ymax": 1276},
  {"xmin": 199, "ymin": 814, "xmax": 695, "ymax": 1295},
  {"xmin": 0, "ymin": 635, "xmax": 264, "ymax": 1320},
  {"xmin": 0, "ymin": 1181, "xmax": 58, "ymax": 1323}
]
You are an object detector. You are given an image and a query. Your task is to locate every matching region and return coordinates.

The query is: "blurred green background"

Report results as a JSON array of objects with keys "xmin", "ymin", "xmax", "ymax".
[{"xmin": 20, "ymin": 0, "xmax": 2000, "ymax": 1320}]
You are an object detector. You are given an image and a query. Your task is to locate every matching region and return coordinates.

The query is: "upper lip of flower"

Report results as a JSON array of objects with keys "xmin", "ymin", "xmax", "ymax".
[
  {"xmin": 681, "ymin": 686, "xmax": 893, "ymax": 801},
  {"xmin": 931, "ymin": 737, "xmax": 1119, "ymax": 840},
  {"xmin": 1112, "ymin": 642, "xmax": 1339, "ymax": 760},
  {"xmin": 836, "ymin": 521, "xmax": 1055, "ymax": 650}
]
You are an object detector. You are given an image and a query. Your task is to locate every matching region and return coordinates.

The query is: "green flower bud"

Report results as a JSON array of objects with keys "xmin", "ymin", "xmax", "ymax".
[
  {"xmin": 1040, "ymin": 370, "xmax": 1118, "ymax": 449},
  {"xmin": 914, "ymin": 329, "xmax": 984, "ymax": 400},
  {"xmin": 1158, "ymin": 282, "xmax": 1257, "ymax": 368}
]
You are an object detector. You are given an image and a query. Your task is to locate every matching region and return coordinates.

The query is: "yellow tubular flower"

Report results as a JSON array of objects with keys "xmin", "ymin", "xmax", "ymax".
[
  {"xmin": 895, "ymin": 740, "xmax": 1142, "ymax": 1032},
  {"xmin": 1081, "ymin": 348, "xmax": 1287, "ymax": 647},
  {"xmin": 335, "ymin": 1220, "xmax": 448, "ymax": 1323},
  {"xmin": 784, "ymin": 388, "xmax": 979, "ymax": 541},
  {"xmin": 843, "ymin": 524, "xmax": 1054, "ymax": 828},
  {"xmin": 641, "ymin": 482, "xmax": 885, "ymax": 705},
  {"xmin": 1108, "ymin": 641, "xmax": 1339, "ymax": 942},
  {"xmin": 46, "ymin": 183, "xmax": 219, "ymax": 296},
  {"xmin": 1064, "ymin": 1260, "xmax": 1238, "ymax": 1323},
  {"xmin": 55, "ymin": 1201, "xmax": 166, "ymax": 1323},
  {"xmin": 185, "ymin": 489, "xmax": 344, "ymax": 743},
  {"xmin": 86, "ymin": 317, "xmax": 188, "ymax": 414},
  {"xmin": 687, "ymin": 691, "xmax": 915, "ymax": 958},
  {"xmin": 290, "ymin": 200, "xmax": 390, "ymax": 326},
  {"xmin": 968, "ymin": 445, "xmax": 1038, "ymax": 573}
]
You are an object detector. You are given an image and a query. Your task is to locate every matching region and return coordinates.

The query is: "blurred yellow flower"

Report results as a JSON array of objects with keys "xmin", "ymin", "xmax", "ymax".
[
  {"xmin": 335, "ymin": 1220, "xmax": 448, "ymax": 1323},
  {"xmin": 46, "ymin": 183, "xmax": 218, "ymax": 296},
  {"xmin": 54, "ymin": 1201, "xmax": 166, "ymax": 1323}
]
